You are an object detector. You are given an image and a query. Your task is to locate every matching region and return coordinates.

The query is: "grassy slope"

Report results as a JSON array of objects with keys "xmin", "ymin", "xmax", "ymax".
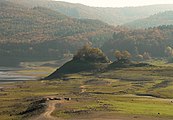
[
  {"xmin": 1, "ymin": 62, "xmax": 173, "ymax": 119},
  {"xmin": 45, "ymin": 59, "xmax": 108, "ymax": 79}
]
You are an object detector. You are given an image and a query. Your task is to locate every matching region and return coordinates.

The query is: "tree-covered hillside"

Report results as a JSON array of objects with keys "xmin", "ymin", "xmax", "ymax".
[
  {"xmin": 0, "ymin": 1, "xmax": 115, "ymax": 43},
  {"xmin": 0, "ymin": 1, "xmax": 116, "ymax": 66},
  {"xmin": 1, "ymin": 0, "xmax": 173, "ymax": 66},
  {"xmin": 7, "ymin": 0, "xmax": 173, "ymax": 26},
  {"xmin": 102, "ymin": 25, "xmax": 173, "ymax": 60},
  {"xmin": 125, "ymin": 11, "xmax": 173, "ymax": 28}
]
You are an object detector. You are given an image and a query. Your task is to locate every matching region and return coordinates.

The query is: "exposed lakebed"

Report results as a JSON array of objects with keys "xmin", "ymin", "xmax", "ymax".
[{"xmin": 0, "ymin": 67, "xmax": 36, "ymax": 84}]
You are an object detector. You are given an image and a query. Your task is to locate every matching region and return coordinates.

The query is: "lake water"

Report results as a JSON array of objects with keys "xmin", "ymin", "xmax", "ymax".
[{"xmin": 0, "ymin": 67, "xmax": 36, "ymax": 84}]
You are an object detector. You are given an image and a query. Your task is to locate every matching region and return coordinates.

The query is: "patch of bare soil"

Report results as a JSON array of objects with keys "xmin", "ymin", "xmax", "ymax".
[
  {"xmin": 29, "ymin": 95, "xmax": 173, "ymax": 120},
  {"xmin": 31, "ymin": 99, "xmax": 64, "ymax": 120}
]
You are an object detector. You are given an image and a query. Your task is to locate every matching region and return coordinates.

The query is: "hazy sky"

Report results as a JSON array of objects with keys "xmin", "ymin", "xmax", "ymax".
[{"xmin": 56, "ymin": 0, "xmax": 173, "ymax": 7}]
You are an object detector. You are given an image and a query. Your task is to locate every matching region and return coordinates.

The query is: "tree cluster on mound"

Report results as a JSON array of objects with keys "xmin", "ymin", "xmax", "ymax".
[
  {"xmin": 114, "ymin": 50, "xmax": 132, "ymax": 63},
  {"xmin": 45, "ymin": 45, "xmax": 153, "ymax": 79},
  {"xmin": 45, "ymin": 45, "xmax": 110, "ymax": 79},
  {"xmin": 73, "ymin": 45, "xmax": 110, "ymax": 63}
]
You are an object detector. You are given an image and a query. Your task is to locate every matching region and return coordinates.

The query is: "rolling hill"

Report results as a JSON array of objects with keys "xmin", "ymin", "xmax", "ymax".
[
  {"xmin": 125, "ymin": 11, "xmax": 173, "ymax": 28},
  {"xmin": 1, "ymin": 1, "xmax": 115, "ymax": 43},
  {"xmin": 45, "ymin": 45, "xmax": 152, "ymax": 80},
  {"xmin": 1, "ymin": 0, "xmax": 173, "ymax": 66},
  {"xmin": 6, "ymin": 0, "xmax": 173, "ymax": 25},
  {"xmin": 0, "ymin": 1, "xmax": 116, "ymax": 66}
]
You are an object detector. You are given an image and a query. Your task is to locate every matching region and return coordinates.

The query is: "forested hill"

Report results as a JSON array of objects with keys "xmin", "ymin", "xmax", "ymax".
[
  {"xmin": 0, "ymin": 1, "xmax": 117, "ymax": 66},
  {"xmin": 125, "ymin": 11, "xmax": 173, "ymax": 28},
  {"xmin": 1, "ymin": 0, "xmax": 173, "ymax": 67},
  {"xmin": 102, "ymin": 25, "xmax": 173, "ymax": 60},
  {"xmin": 0, "ymin": 1, "xmax": 115, "ymax": 43},
  {"xmin": 0, "ymin": 1, "xmax": 67, "ymax": 43},
  {"xmin": 7, "ymin": 0, "xmax": 173, "ymax": 26}
]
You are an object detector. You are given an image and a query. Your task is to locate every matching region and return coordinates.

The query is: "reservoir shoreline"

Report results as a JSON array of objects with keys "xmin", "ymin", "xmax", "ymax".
[{"xmin": 0, "ymin": 67, "xmax": 36, "ymax": 84}]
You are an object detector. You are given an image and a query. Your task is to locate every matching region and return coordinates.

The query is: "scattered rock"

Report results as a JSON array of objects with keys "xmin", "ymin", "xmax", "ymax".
[
  {"xmin": 64, "ymin": 98, "xmax": 71, "ymax": 101},
  {"xmin": 45, "ymin": 97, "xmax": 71, "ymax": 101}
]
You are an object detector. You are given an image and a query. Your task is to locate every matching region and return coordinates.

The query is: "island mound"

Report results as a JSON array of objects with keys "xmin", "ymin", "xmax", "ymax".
[{"xmin": 45, "ymin": 45, "xmax": 110, "ymax": 79}]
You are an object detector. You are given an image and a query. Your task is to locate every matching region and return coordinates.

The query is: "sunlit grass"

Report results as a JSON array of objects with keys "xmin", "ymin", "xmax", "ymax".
[{"xmin": 1, "ymin": 61, "xmax": 173, "ymax": 119}]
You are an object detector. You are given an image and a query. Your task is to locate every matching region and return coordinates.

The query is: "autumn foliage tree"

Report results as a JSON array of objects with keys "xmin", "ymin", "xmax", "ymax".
[
  {"xmin": 73, "ymin": 45, "xmax": 110, "ymax": 63},
  {"xmin": 114, "ymin": 50, "xmax": 132, "ymax": 62}
]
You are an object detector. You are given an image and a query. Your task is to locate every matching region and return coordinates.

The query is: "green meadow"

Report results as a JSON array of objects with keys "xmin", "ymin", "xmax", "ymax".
[{"xmin": 1, "ymin": 62, "xmax": 173, "ymax": 120}]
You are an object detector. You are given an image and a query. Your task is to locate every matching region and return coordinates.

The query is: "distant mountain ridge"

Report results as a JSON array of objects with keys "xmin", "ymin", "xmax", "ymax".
[
  {"xmin": 125, "ymin": 11, "xmax": 173, "ymax": 28},
  {"xmin": 0, "ymin": 1, "xmax": 115, "ymax": 43},
  {"xmin": 6, "ymin": 0, "xmax": 173, "ymax": 26}
]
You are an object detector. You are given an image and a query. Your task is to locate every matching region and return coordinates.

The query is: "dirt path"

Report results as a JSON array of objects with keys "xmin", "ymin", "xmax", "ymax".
[
  {"xmin": 33, "ymin": 100, "xmax": 64, "ymax": 120},
  {"xmin": 31, "ymin": 93, "xmax": 173, "ymax": 120},
  {"xmin": 30, "ymin": 97, "xmax": 173, "ymax": 120}
]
